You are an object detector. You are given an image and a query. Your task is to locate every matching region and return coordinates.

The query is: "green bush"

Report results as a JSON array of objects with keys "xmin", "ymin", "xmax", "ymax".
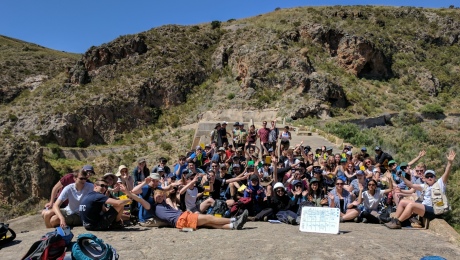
[
  {"xmin": 227, "ymin": 93, "xmax": 235, "ymax": 100},
  {"xmin": 160, "ymin": 142, "xmax": 173, "ymax": 151},
  {"xmin": 420, "ymin": 103, "xmax": 444, "ymax": 114},
  {"xmin": 76, "ymin": 138, "xmax": 85, "ymax": 148},
  {"xmin": 211, "ymin": 21, "xmax": 221, "ymax": 29}
]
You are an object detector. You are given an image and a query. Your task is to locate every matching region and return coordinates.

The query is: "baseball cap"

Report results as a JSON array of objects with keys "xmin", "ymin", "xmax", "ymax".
[
  {"xmin": 268, "ymin": 148, "xmax": 274, "ymax": 152},
  {"xmin": 375, "ymin": 146, "xmax": 381, "ymax": 151},
  {"xmin": 233, "ymin": 122, "xmax": 239, "ymax": 126},
  {"xmin": 310, "ymin": 178, "xmax": 319, "ymax": 184},
  {"xmin": 239, "ymin": 122, "xmax": 244, "ymax": 126},
  {"xmin": 361, "ymin": 147, "xmax": 367, "ymax": 151},
  {"xmin": 232, "ymin": 164, "xmax": 240, "ymax": 168},
  {"xmin": 247, "ymin": 161, "xmax": 255, "ymax": 168},
  {"xmin": 399, "ymin": 162, "xmax": 408, "ymax": 167},
  {"xmin": 356, "ymin": 170, "xmax": 364, "ymax": 175},
  {"xmin": 424, "ymin": 170, "xmax": 436, "ymax": 177},
  {"xmin": 292, "ymin": 180, "xmax": 301, "ymax": 186},
  {"xmin": 218, "ymin": 147, "xmax": 226, "ymax": 152},
  {"xmin": 326, "ymin": 147, "xmax": 333, "ymax": 151},
  {"xmin": 186, "ymin": 172, "xmax": 196, "ymax": 179},
  {"xmin": 138, "ymin": 158, "xmax": 146, "ymax": 164},
  {"xmin": 196, "ymin": 145, "xmax": 202, "ymax": 150},
  {"xmin": 214, "ymin": 123, "xmax": 221, "ymax": 129},
  {"xmin": 149, "ymin": 172, "xmax": 161, "ymax": 180},
  {"xmin": 157, "ymin": 167, "xmax": 164, "ymax": 172},
  {"xmin": 82, "ymin": 165, "xmax": 94, "ymax": 173},
  {"xmin": 222, "ymin": 121, "xmax": 228, "ymax": 125},
  {"xmin": 388, "ymin": 160, "xmax": 396, "ymax": 165},
  {"xmin": 313, "ymin": 167, "xmax": 322, "ymax": 174},
  {"xmin": 346, "ymin": 151, "xmax": 352, "ymax": 156},
  {"xmin": 340, "ymin": 158, "xmax": 347, "ymax": 163}
]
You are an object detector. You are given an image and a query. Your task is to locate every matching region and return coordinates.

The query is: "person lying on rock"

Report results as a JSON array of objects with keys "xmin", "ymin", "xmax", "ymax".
[{"xmin": 121, "ymin": 186, "xmax": 248, "ymax": 230}]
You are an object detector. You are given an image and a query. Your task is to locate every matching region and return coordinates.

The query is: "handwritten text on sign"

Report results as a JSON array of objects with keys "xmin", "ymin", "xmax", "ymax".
[{"xmin": 299, "ymin": 207, "xmax": 340, "ymax": 234}]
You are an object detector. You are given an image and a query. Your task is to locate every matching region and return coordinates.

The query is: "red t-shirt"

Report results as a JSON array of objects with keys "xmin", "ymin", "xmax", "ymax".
[{"xmin": 258, "ymin": 127, "xmax": 270, "ymax": 143}]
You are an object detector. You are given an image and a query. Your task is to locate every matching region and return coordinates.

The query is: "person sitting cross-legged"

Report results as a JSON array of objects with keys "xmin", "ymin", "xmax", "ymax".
[
  {"xmin": 384, "ymin": 150, "xmax": 456, "ymax": 229},
  {"xmin": 122, "ymin": 187, "xmax": 249, "ymax": 230}
]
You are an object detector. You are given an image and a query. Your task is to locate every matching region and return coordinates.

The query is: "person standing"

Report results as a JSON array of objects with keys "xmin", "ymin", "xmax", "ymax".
[
  {"xmin": 258, "ymin": 121, "xmax": 270, "ymax": 154},
  {"xmin": 268, "ymin": 120, "xmax": 279, "ymax": 153}
]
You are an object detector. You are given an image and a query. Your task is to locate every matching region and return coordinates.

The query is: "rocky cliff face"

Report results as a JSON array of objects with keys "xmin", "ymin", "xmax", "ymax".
[{"xmin": 1, "ymin": 6, "xmax": 460, "ymax": 218}]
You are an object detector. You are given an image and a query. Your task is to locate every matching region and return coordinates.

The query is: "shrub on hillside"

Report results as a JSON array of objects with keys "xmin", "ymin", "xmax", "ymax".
[{"xmin": 211, "ymin": 21, "xmax": 221, "ymax": 29}]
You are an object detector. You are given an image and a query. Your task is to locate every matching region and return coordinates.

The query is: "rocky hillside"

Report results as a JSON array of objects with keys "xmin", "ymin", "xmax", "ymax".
[{"xmin": 1, "ymin": 6, "xmax": 460, "ymax": 222}]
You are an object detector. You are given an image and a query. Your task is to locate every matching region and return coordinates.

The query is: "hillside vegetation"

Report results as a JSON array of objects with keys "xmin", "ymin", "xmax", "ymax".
[{"xmin": 0, "ymin": 6, "xmax": 459, "ymax": 229}]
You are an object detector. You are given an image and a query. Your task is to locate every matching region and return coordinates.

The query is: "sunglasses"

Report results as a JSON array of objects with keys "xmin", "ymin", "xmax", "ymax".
[
  {"xmin": 98, "ymin": 184, "xmax": 108, "ymax": 188},
  {"xmin": 425, "ymin": 175, "xmax": 435, "ymax": 179},
  {"xmin": 336, "ymin": 183, "xmax": 344, "ymax": 186},
  {"xmin": 416, "ymin": 170, "xmax": 424, "ymax": 172},
  {"xmin": 368, "ymin": 184, "xmax": 376, "ymax": 187},
  {"xmin": 78, "ymin": 177, "xmax": 88, "ymax": 181},
  {"xmin": 276, "ymin": 189, "xmax": 284, "ymax": 192}
]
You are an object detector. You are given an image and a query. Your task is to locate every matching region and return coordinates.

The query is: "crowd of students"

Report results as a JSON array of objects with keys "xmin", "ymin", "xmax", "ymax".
[{"xmin": 41, "ymin": 120, "xmax": 456, "ymax": 231}]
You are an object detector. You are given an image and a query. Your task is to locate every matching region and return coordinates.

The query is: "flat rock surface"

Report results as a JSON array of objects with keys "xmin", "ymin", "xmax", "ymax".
[{"xmin": 3, "ymin": 214, "xmax": 460, "ymax": 259}]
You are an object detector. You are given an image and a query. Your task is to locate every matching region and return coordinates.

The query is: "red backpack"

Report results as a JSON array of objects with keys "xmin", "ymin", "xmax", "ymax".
[
  {"xmin": 22, "ymin": 231, "xmax": 67, "ymax": 260},
  {"xmin": 230, "ymin": 197, "xmax": 252, "ymax": 216}
]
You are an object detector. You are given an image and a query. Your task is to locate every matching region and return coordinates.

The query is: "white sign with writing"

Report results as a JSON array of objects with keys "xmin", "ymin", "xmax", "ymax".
[{"xmin": 299, "ymin": 206, "xmax": 340, "ymax": 234}]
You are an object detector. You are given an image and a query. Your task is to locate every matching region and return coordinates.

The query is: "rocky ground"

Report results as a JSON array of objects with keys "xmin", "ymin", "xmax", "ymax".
[{"xmin": 2, "ymin": 213, "xmax": 460, "ymax": 259}]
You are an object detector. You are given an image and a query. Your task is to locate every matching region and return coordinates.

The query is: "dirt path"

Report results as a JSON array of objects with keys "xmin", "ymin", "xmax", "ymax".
[{"xmin": 3, "ymin": 213, "xmax": 459, "ymax": 259}]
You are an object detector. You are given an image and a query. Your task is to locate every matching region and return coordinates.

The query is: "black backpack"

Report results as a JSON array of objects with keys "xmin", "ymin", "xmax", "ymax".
[
  {"xmin": 208, "ymin": 199, "xmax": 229, "ymax": 216},
  {"xmin": 0, "ymin": 223, "xmax": 16, "ymax": 246}
]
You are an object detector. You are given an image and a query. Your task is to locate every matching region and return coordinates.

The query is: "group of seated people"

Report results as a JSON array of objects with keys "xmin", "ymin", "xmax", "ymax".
[{"xmin": 41, "ymin": 121, "xmax": 456, "ymax": 231}]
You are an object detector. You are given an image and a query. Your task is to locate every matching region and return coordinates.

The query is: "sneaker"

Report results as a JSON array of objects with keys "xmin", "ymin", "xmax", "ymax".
[
  {"xmin": 247, "ymin": 216, "xmax": 256, "ymax": 222},
  {"xmin": 354, "ymin": 217, "xmax": 362, "ymax": 223},
  {"xmin": 384, "ymin": 218, "xmax": 401, "ymax": 229},
  {"xmin": 362, "ymin": 218, "xmax": 368, "ymax": 224},
  {"xmin": 235, "ymin": 209, "xmax": 248, "ymax": 230},
  {"xmin": 339, "ymin": 217, "xmax": 345, "ymax": 223},
  {"xmin": 263, "ymin": 216, "xmax": 269, "ymax": 222}
]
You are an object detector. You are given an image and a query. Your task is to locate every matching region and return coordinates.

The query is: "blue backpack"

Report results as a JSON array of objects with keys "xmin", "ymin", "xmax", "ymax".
[{"xmin": 72, "ymin": 233, "xmax": 118, "ymax": 260}]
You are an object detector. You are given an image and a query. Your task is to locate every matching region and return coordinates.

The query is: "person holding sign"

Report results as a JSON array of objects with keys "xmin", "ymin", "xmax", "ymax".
[
  {"xmin": 328, "ymin": 177, "xmax": 360, "ymax": 222},
  {"xmin": 385, "ymin": 150, "xmax": 455, "ymax": 229}
]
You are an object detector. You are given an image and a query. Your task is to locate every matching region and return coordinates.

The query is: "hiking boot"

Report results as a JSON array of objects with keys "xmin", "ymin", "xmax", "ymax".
[
  {"xmin": 287, "ymin": 215, "xmax": 297, "ymax": 225},
  {"xmin": 263, "ymin": 216, "xmax": 269, "ymax": 222},
  {"xmin": 235, "ymin": 209, "xmax": 248, "ymax": 230},
  {"xmin": 384, "ymin": 218, "xmax": 401, "ymax": 229}
]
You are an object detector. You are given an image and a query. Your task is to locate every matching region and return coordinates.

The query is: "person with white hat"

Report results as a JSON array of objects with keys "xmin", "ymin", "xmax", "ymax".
[
  {"xmin": 116, "ymin": 165, "xmax": 134, "ymax": 193},
  {"xmin": 385, "ymin": 150, "xmax": 456, "ymax": 229}
]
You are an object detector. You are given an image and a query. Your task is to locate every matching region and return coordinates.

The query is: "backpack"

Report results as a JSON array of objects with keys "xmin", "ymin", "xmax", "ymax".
[
  {"xmin": 0, "ymin": 223, "xmax": 16, "ymax": 246},
  {"xmin": 22, "ymin": 228, "xmax": 70, "ymax": 260},
  {"xmin": 208, "ymin": 199, "xmax": 229, "ymax": 217},
  {"xmin": 72, "ymin": 233, "xmax": 118, "ymax": 260},
  {"xmin": 230, "ymin": 197, "xmax": 252, "ymax": 217},
  {"xmin": 423, "ymin": 181, "xmax": 450, "ymax": 215}
]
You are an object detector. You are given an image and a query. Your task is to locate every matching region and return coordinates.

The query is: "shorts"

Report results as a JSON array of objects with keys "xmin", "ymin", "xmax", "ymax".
[
  {"xmin": 176, "ymin": 211, "xmax": 199, "ymax": 230},
  {"xmin": 280, "ymin": 140, "xmax": 290, "ymax": 147},
  {"xmin": 423, "ymin": 205, "xmax": 436, "ymax": 220},
  {"xmin": 59, "ymin": 209, "xmax": 82, "ymax": 226},
  {"xmin": 83, "ymin": 207, "xmax": 118, "ymax": 231}
]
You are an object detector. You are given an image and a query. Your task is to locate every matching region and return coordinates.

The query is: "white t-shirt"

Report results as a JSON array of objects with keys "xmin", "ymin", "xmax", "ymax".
[
  {"xmin": 58, "ymin": 182, "xmax": 94, "ymax": 215},
  {"xmin": 362, "ymin": 189, "xmax": 385, "ymax": 210},
  {"xmin": 185, "ymin": 187, "xmax": 199, "ymax": 211},
  {"xmin": 420, "ymin": 178, "xmax": 445, "ymax": 206}
]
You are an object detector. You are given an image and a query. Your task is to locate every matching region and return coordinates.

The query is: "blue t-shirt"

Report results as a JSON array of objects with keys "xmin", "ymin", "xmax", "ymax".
[
  {"xmin": 153, "ymin": 202, "xmax": 183, "ymax": 227},
  {"xmin": 79, "ymin": 191, "xmax": 108, "ymax": 226},
  {"xmin": 138, "ymin": 185, "xmax": 156, "ymax": 222},
  {"xmin": 172, "ymin": 163, "xmax": 187, "ymax": 179}
]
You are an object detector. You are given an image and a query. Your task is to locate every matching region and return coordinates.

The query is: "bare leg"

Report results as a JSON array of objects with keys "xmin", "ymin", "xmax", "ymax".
[
  {"xmin": 229, "ymin": 183, "xmax": 237, "ymax": 199},
  {"xmin": 342, "ymin": 209, "xmax": 360, "ymax": 221},
  {"xmin": 197, "ymin": 214, "xmax": 231, "ymax": 228},
  {"xmin": 398, "ymin": 202, "xmax": 425, "ymax": 222},
  {"xmin": 394, "ymin": 200, "xmax": 411, "ymax": 219},
  {"xmin": 112, "ymin": 204, "xmax": 125, "ymax": 222},
  {"xmin": 226, "ymin": 199, "xmax": 235, "ymax": 208},
  {"xmin": 199, "ymin": 198, "xmax": 215, "ymax": 212},
  {"xmin": 49, "ymin": 215, "xmax": 60, "ymax": 228},
  {"xmin": 202, "ymin": 223, "xmax": 231, "ymax": 229},
  {"xmin": 266, "ymin": 185, "xmax": 273, "ymax": 197},
  {"xmin": 42, "ymin": 209, "xmax": 55, "ymax": 228}
]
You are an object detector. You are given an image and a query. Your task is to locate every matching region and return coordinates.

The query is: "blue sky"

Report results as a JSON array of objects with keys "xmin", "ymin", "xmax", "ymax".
[{"xmin": 0, "ymin": 0, "xmax": 454, "ymax": 53}]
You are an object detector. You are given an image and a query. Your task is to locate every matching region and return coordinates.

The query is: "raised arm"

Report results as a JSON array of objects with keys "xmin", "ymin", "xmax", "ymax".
[
  {"xmin": 179, "ymin": 175, "xmax": 198, "ymax": 195},
  {"xmin": 120, "ymin": 185, "xmax": 151, "ymax": 210},
  {"xmin": 408, "ymin": 150, "xmax": 426, "ymax": 167},
  {"xmin": 131, "ymin": 177, "xmax": 151, "ymax": 194},
  {"xmin": 441, "ymin": 150, "xmax": 456, "ymax": 184}
]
